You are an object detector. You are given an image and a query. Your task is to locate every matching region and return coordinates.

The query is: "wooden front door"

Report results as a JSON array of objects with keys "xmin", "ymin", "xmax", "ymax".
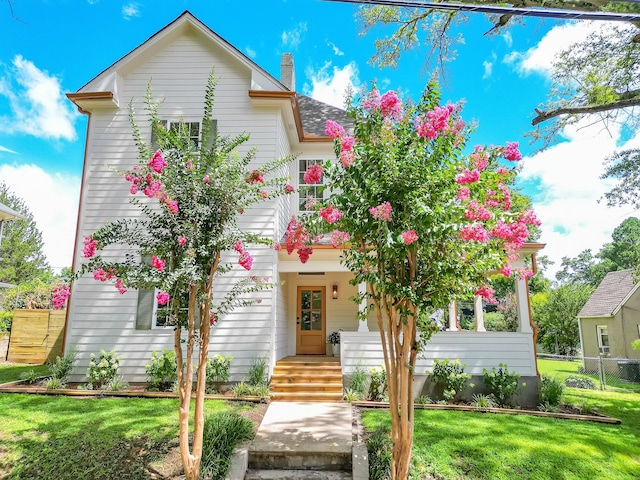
[{"xmin": 296, "ymin": 286, "xmax": 326, "ymax": 355}]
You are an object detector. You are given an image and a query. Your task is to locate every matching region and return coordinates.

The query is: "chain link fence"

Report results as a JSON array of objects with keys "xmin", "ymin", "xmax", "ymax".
[{"xmin": 537, "ymin": 354, "xmax": 640, "ymax": 391}]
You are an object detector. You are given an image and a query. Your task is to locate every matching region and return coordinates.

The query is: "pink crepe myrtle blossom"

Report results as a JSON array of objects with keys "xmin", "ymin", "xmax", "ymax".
[
  {"xmin": 520, "ymin": 209, "xmax": 541, "ymax": 227},
  {"xmin": 415, "ymin": 104, "xmax": 455, "ymax": 140},
  {"xmin": 178, "ymin": 235, "xmax": 187, "ymax": 246},
  {"xmin": 369, "ymin": 201, "xmax": 393, "ymax": 222},
  {"xmin": 330, "ymin": 230, "xmax": 351, "ymax": 248},
  {"xmin": 115, "ymin": 278, "xmax": 127, "ymax": 295},
  {"xmin": 515, "ymin": 267, "xmax": 534, "ymax": 280},
  {"xmin": 499, "ymin": 265, "xmax": 512, "ymax": 278},
  {"xmin": 284, "ymin": 216, "xmax": 313, "ymax": 263},
  {"xmin": 260, "ymin": 190, "xmax": 269, "ymax": 199},
  {"xmin": 470, "ymin": 146, "xmax": 489, "ymax": 171},
  {"xmin": 380, "ymin": 90, "xmax": 403, "ymax": 121},
  {"xmin": 490, "ymin": 220, "xmax": 529, "ymax": 252},
  {"xmin": 362, "ymin": 88, "xmax": 381, "ymax": 110},
  {"xmin": 209, "ymin": 312, "xmax": 217, "ymax": 326},
  {"xmin": 147, "ymin": 150, "xmax": 167, "ymax": 173},
  {"xmin": 156, "ymin": 291, "xmax": 169, "ymax": 305},
  {"xmin": 340, "ymin": 150, "xmax": 356, "ymax": 168},
  {"xmin": 83, "ymin": 236, "xmax": 98, "ymax": 258},
  {"xmin": 401, "ymin": 230, "xmax": 418, "ymax": 245},
  {"xmin": 457, "ymin": 186, "xmax": 470, "ymax": 201},
  {"xmin": 204, "ymin": 175, "xmax": 210, "ymax": 184},
  {"xmin": 93, "ymin": 268, "xmax": 115, "ymax": 282},
  {"xmin": 246, "ymin": 169, "xmax": 265, "ymax": 184},
  {"xmin": 456, "ymin": 169, "xmax": 480, "ymax": 184},
  {"xmin": 464, "ymin": 200, "xmax": 492, "ymax": 221},
  {"xmin": 340, "ymin": 136, "xmax": 355, "ymax": 151},
  {"xmin": 503, "ymin": 141, "xmax": 522, "ymax": 162},
  {"xmin": 151, "ymin": 255, "xmax": 166, "ymax": 272},
  {"xmin": 285, "ymin": 184, "xmax": 295, "ymax": 193},
  {"xmin": 297, "ymin": 246, "xmax": 313, "ymax": 264},
  {"xmin": 325, "ymin": 120, "xmax": 346, "ymax": 139},
  {"xmin": 164, "ymin": 198, "xmax": 179, "ymax": 214},
  {"xmin": 304, "ymin": 195, "xmax": 319, "ymax": 211},
  {"xmin": 233, "ymin": 240, "xmax": 245, "ymax": 253},
  {"xmin": 460, "ymin": 224, "xmax": 490, "ymax": 242},
  {"xmin": 239, "ymin": 252, "xmax": 253, "ymax": 270},
  {"xmin": 51, "ymin": 285, "xmax": 70, "ymax": 310},
  {"xmin": 319, "ymin": 205, "xmax": 342, "ymax": 224},
  {"xmin": 130, "ymin": 184, "xmax": 138, "ymax": 195},
  {"xmin": 475, "ymin": 285, "xmax": 497, "ymax": 304},
  {"xmin": 303, "ymin": 164, "xmax": 324, "ymax": 184}
]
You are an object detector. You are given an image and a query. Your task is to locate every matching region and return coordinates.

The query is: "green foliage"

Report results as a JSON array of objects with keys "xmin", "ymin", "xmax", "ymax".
[
  {"xmin": 0, "ymin": 182, "xmax": 51, "ymax": 284},
  {"xmin": 471, "ymin": 393, "xmax": 497, "ymax": 409},
  {"xmin": 348, "ymin": 365, "xmax": 368, "ymax": 397},
  {"xmin": 430, "ymin": 358, "xmax": 472, "ymax": 401},
  {"xmin": 416, "ymin": 394, "xmax": 433, "ymax": 405},
  {"xmin": 200, "ymin": 411, "xmax": 254, "ymax": 480},
  {"xmin": 366, "ymin": 428, "xmax": 392, "ymax": 480},
  {"xmin": 19, "ymin": 369, "xmax": 40, "ymax": 384},
  {"xmin": 1, "ymin": 278, "xmax": 65, "ymax": 310},
  {"xmin": 368, "ymin": 366, "xmax": 388, "ymax": 401},
  {"xmin": 246, "ymin": 356, "xmax": 268, "ymax": 386},
  {"xmin": 344, "ymin": 388, "xmax": 362, "ymax": 403},
  {"xmin": 105, "ymin": 375, "xmax": 129, "ymax": 392},
  {"xmin": 230, "ymin": 381, "xmax": 268, "ymax": 397},
  {"xmin": 145, "ymin": 349, "xmax": 178, "ymax": 391},
  {"xmin": 48, "ymin": 348, "xmax": 77, "ymax": 382},
  {"xmin": 632, "ymin": 339, "xmax": 640, "ymax": 351},
  {"xmin": 482, "ymin": 363, "xmax": 524, "ymax": 407},
  {"xmin": 206, "ymin": 354, "xmax": 233, "ymax": 384},
  {"xmin": 565, "ymin": 375, "xmax": 597, "ymax": 390},
  {"xmin": 44, "ymin": 377, "xmax": 65, "ymax": 389},
  {"xmin": 87, "ymin": 349, "xmax": 121, "ymax": 390},
  {"xmin": 539, "ymin": 375, "xmax": 564, "ymax": 406},
  {"xmin": 0, "ymin": 310, "xmax": 12, "ymax": 332}
]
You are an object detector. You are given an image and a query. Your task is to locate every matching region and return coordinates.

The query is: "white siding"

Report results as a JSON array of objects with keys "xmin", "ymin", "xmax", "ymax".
[{"xmin": 341, "ymin": 331, "xmax": 538, "ymax": 376}]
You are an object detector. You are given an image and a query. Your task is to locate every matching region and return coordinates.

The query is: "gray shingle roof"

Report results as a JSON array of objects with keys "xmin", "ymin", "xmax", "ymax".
[
  {"xmin": 296, "ymin": 94, "xmax": 352, "ymax": 138},
  {"xmin": 578, "ymin": 269, "xmax": 639, "ymax": 317}
]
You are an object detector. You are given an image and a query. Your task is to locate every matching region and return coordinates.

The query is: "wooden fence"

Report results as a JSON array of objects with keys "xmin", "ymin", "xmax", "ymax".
[{"xmin": 7, "ymin": 309, "xmax": 66, "ymax": 364}]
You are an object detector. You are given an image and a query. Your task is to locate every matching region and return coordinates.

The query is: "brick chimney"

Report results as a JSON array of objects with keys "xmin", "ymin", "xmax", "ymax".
[{"xmin": 280, "ymin": 53, "xmax": 295, "ymax": 91}]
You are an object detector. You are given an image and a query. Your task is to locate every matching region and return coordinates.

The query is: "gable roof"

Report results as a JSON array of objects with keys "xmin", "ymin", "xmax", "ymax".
[
  {"xmin": 68, "ymin": 10, "xmax": 348, "ymax": 141},
  {"xmin": 578, "ymin": 269, "xmax": 640, "ymax": 318}
]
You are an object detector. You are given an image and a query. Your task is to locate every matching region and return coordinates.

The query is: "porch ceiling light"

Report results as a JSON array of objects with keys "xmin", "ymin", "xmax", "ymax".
[{"xmin": 332, "ymin": 284, "xmax": 338, "ymax": 299}]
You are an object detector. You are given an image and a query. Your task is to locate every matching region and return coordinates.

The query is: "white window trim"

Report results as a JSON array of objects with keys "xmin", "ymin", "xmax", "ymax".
[
  {"xmin": 152, "ymin": 288, "xmax": 172, "ymax": 330},
  {"xmin": 597, "ymin": 325, "xmax": 610, "ymax": 355},
  {"xmin": 297, "ymin": 158, "xmax": 326, "ymax": 213}
]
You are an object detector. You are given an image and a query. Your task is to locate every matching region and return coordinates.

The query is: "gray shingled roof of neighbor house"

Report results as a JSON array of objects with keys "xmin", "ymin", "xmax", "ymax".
[
  {"xmin": 578, "ymin": 269, "xmax": 639, "ymax": 317},
  {"xmin": 296, "ymin": 94, "xmax": 352, "ymax": 138}
]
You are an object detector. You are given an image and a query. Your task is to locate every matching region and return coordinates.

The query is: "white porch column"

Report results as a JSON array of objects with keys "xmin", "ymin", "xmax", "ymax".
[
  {"xmin": 512, "ymin": 259, "xmax": 533, "ymax": 334},
  {"xmin": 357, "ymin": 282, "xmax": 369, "ymax": 332},
  {"xmin": 474, "ymin": 295, "xmax": 486, "ymax": 332},
  {"xmin": 447, "ymin": 301, "xmax": 459, "ymax": 331}
]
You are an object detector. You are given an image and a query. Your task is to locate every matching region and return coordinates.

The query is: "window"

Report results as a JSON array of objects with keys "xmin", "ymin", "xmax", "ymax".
[
  {"xmin": 597, "ymin": 325, "xmax": 610, "ymax": 355},
  {"xmin": 152, "ymin": 119, "xmax": 217, "ymax": 151},
  {"xmin": 152, "ymin": 289, "xmax": 172, "ymax": 329},
  {"xmin": 298, "ymin": 159, "xmax": 324, "ymax": 211}
]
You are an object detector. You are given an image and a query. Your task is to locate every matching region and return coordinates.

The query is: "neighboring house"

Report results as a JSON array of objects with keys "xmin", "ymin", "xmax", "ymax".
[
  {"xmin": 64, "ymin": 11, "xmax": 544, "ymax": 400},
  {"xmin": 578, "ymin": 269, "xmax": 640, "ymax": 362}
]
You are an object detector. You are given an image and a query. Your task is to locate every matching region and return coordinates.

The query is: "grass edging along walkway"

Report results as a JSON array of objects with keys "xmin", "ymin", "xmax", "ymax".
[
  {"xmin": 353, "ymin": 400, "xmax": 621, "ymax": 424},
  {"xmin": 0, "ymin": 380, "xmax": 266, "ymax": 403}
]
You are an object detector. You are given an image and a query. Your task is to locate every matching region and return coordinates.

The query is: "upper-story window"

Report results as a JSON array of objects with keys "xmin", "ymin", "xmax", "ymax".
[
  {"xmin": 298, "ymin": 159, "xmax": 324, "ymax": 212},
  {"xmin": 152, "ymin": 119, "xmax": 217, "ymax": 151}
]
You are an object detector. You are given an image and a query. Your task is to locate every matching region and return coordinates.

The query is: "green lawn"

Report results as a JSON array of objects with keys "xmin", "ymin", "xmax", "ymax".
[
  {"xmin": 538, "ymin": 358, "xmax": 640, "ymax": 393},
  {"xmin": 0, "ymin": 363, "xmax": 49, "ymax": 384},
  {"xmin": 362, "ymin": 388, "xmax": 640, "ymax": 480}
]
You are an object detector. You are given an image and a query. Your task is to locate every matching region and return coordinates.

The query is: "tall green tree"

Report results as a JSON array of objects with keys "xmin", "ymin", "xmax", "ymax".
[
  {"xmin": 289, "ymin": 84, "xmax": 539, "ymax": 479},
  {"xmin": 0, "ymin": 182, "xmax": 51, "ymax": 284},
  {"xmin": 536, "ymin": 282, "xmax": 594, "ymax": 355},
  {"xmin": 75, "ymin": 75, "xmax": 291, "ymax": 480},
  {"xmin": 357, "ymin": 3, "xmax": 640, "ymax": 143}
]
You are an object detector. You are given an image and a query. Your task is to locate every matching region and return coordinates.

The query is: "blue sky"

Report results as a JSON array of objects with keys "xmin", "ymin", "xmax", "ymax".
[{"xmin": 0, "ymin": 0, "xmax": 638, "ymax": 277}]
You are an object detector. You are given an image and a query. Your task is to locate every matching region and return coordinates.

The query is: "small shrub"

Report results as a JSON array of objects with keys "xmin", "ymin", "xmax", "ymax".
[
  {"xmin": 44, "ymin": 377, "xmax": 65, "ymax": 389},
  {"xmin": 348, "ymin": 365, "xmax": 368, "ymax": 397},
  {"xmin": 246, "ymin": 356, "xmax": 268, "ymax": 386},
  {"xmin": 539, "ymin": 375, "xmax": 564, "ymax": 406},
  {"xmin": 48, "ymin": 348, "xmax": 77, "ymax": 382},
  {"xmin": 200, "ymin": 412, "xmax": 254, "ymax": 480},
  {"xmin": 471, "ymin": 393, "xmax": 497, "ymax": 409},
  {"xmin": 575, "ymin": 402, "xmax": 598, "ymax": 415},
  {"xmin": 538, "ymin": 401, "xmax": 558, "ymax": 413},
  {"xmin": 430, "ymin": 358, "xmax": 473, "ymax": 401},
  {"xmin": 565, "ymin": 375, "xmax": 596, "ymax": 390},
  {"xmin": 369, "ymin": 366, "xmax": 387, "ymax": 401},
  {"xmin": 146, "ymin": 349, "xmax": 177, "ymax": 391},
  {"xmin": 416, "ymin": 394, "xmax": 432, "ymax": 405},
  {"xmin": 367, "ymin": 428, "xmax": 392, "ymax": 480},
  {"xmin": 482, "ymin": 363, "xmax": 525, "ymax": 407},
  {"xmin": 106, "ymin": 375, "xmax": 129, "ymax": 392},
  {"xmin": 344, "ymin": 388, "xmax": 362, "ymax": 403},
  {"xmin": 632, "ymin": 339, "xmax": 640, "ymax": 351},
  {"xmin": 0, "ymin": 311, "xmax": 13, "ymax": 332},
  {"xmin": 19, "ymin": 369, "xmax": 40, "ymax": 384},
  {"xmin": 231, "ymin": 381, "xmax": 252, "ymax": 397},
  {"xmin": 202, "ymin": 354, "xmax": 233, "ymax": 393},
  {"xmin": 87, "ymin": 349, "xmax": 121, "ymax": 389}
]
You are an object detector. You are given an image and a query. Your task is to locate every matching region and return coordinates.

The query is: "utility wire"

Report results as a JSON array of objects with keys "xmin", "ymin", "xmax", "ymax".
[{"xmin": 324, "ymin": 0, "xmax": 640, "ymax": 22}]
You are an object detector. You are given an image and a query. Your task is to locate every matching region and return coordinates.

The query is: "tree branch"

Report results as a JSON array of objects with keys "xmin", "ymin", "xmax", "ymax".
[{"xmin": 532, "ymin": 94, "xmax": 640, "ymax": 126}]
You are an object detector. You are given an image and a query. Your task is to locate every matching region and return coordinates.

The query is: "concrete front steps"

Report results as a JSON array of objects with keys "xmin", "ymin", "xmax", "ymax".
[
  {"xmin": 244, "ymin": 469, "xmax": 352, "ymax": 479},
  {"xmin": 270, "ymin": 357, "xmax": 343, "ymax": 402}
]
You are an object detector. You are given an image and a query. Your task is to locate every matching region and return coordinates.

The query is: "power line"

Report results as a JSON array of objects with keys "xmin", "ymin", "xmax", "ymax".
[{"xmin": 324, "ymin": 0, "xmax": 640, "ymax": 23}]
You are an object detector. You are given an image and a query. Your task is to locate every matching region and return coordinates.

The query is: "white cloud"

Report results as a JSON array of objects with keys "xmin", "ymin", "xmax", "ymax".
[
  {"xmin": 0, "ymin": 55, "xmax": 78, "ymax": 141},
  {"xmin": 303, "ymin": 62, "xmax": 361, "ymax": 109},
  {"xmin": 0, "ymin": 145, "xmax": 17, "ymax": 154},
  {"xmin": 328, "ymin": 42, "xmax": 344, "ymax": 56},
  {"xmin": 245, "ymin": 46, "xmax": 257, "ymax": 59},
  {"xmin": 0, "ymin": 163, "xmax": 80, "ymax": 272},
  {"xmin": 122, "ymin": 3, "xmax": 140, "ymax": 20},
  {"xmin": 482, "ymin": 52, "xmax": 496, "ymax": 80},
  {"xmin": 519, "ymin": 119, "xmax": 640, "ymax": 279},
  {"xmin": 281, "ymin": 22, "xmax": 307, "ymax": 49},
  {"xmin": 502, "ymin": 31, "xmax": 513, "ymax": 49}
]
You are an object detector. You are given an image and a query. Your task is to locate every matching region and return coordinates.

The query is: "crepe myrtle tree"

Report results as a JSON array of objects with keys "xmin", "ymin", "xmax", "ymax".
[
  {"xmin": 283, "ymin": 83, "xmax": 539, "ymax": 480},
  {"xmin": 70, "ymin": 73, "xmax": 293, "ymax": 480}
]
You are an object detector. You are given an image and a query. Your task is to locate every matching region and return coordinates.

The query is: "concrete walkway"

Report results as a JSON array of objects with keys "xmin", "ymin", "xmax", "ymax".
[{"xmin": 230, "ymin": 402, "xmax": 368, "ymax": 479}]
